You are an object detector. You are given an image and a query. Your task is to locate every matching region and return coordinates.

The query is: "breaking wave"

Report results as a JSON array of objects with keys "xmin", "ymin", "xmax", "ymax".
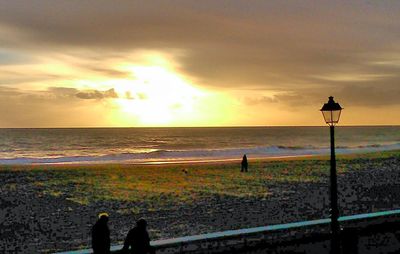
[{"xmin": 1, "ymin": 142, "xmax": 399, "ymax": 165}]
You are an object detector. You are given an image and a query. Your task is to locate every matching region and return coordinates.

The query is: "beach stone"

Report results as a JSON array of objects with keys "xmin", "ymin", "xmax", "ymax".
[{"xmin": 1, "ymin": 156, "xmax": 400, "ymax": 253}]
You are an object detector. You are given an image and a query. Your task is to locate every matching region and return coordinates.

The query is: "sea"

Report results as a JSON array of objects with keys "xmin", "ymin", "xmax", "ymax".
[{"xmin": 0, "ymin": 126, "xmax": 399, "ymax": 164}]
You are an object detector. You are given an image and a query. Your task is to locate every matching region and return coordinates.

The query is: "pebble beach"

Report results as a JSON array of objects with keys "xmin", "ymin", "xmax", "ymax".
[{"xmin": 1, "ymin": 152, "xmax": 400, "ymax": 253}]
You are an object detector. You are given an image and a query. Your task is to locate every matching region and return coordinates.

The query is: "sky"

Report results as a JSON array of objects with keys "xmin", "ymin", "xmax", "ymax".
[{"xmin": 0, "ymin": 0, "xmax": 400, "ymax": 127}]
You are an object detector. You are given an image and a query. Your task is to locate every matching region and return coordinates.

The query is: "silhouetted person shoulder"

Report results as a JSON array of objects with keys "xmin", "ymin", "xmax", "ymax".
[
  {"xmin": 241, "ymin": 154, "xmax": 248, "ymax": 172},
  {"xmin": 92, "ymin": 213, "xmax": 111, "ymax": 254},
  {"xmin": 122, "ymin": 218, "xmax": 155, "ymax": 254}
]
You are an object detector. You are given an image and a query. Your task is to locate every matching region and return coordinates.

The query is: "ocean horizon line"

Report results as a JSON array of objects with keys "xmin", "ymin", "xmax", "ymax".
[{"xmin": 0, "ymin": 124, "xmax": 400, "ymax": 129}]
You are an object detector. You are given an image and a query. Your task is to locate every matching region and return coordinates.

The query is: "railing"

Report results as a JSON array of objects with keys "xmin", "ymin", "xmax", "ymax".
[{"xmin": 54, "ymin": 209, "xmax": 400, "ymax": 254}]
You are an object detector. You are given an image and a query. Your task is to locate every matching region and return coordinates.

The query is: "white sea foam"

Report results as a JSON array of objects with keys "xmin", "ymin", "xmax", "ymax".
[{"xmin": 0, "ymin": 142, "xmax": 399, "ymax": 165}]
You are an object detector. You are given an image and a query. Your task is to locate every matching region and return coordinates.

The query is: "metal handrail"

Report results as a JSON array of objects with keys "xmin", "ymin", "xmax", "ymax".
[{"xmin": 54, "ymin": 209, "xmax": 400, "ymax": 254}]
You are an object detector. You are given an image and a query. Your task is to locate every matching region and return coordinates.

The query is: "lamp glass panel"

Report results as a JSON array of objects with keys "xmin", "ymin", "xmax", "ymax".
[
  {"xmin": 322, "ymin": 110, "xmax": 341, "ymax": 125},
  {"xmin": 331, "ymin": 110, "xmax": 341, "ymax": 123}
]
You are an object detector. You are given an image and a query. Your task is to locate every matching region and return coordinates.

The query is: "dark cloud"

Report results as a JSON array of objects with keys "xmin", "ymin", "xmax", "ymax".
[
  {"xmin": 1, "ymin": 0, "xmax": 400, "ymax": 125},
  {"xmin": 0, "ymin": 86, "xmax": 121, "ymax": 101},
  {"xmin": 75, "ymin": 88, "xmax": 118, "ymax": 100},
  {"xmin": 1, "ymin": 1, "xmax": 399, "ymax": 90},
  {"xmin": 337, "ymin": 83, "xmax": 400, "ymax": 107},
  {"xmin": 47, "ymin": 87, "xmax": 78, "ymax": 98},
  {"xmin": 0, "ymin": 86, "xmax": 123, "ymax": 127},
  {"xmin": 247, "ymin": 81, "xmax": 400, "ymax": 109}
]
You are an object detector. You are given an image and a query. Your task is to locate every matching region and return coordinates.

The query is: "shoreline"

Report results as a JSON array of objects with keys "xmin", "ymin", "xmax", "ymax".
[
  {"xmin": 0, "ymin": 153, "xmax": 321, "ymax": 167},
  {"xmin": 35, "ymin": 154, "xmax": 319, "ymax": 166},
  {"xmin": 2, "ymin": 149, "xmax": 400, "ymax": 167}
]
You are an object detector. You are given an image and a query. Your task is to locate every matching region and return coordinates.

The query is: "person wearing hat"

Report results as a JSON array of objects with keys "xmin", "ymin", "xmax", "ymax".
[
  {"xmin": 92, "ymin": 213, "xmax": 110, "ymax": 254},
  {"xmin": 122, "ymin": 218, "xmax": 155, "ymax": 254}
]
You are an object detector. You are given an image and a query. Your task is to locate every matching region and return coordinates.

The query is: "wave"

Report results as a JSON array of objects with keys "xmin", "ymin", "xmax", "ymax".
[{"xmin": 1, "ymin": 142, "xmax": 399, "ymax": 165}]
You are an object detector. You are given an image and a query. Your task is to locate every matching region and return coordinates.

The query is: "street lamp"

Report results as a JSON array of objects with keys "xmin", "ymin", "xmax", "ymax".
[{"xmin": 321, "ymin": 96, "xmax": 343, "ymax": 252}]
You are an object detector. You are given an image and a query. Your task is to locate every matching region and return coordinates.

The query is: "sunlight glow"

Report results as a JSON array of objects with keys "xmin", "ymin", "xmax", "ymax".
[
  {"xmin": 111, "ymin": 54, "xmax": 206, "ymax": 125},
  {"xmin": 7, "ymin": 51, "xmax": 236, "ymax": 127}
]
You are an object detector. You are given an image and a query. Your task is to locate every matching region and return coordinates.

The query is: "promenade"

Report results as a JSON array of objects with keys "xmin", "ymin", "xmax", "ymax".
[{"xmin": 56, "ymin": 209, "xmax": 400, "ymax": 254}]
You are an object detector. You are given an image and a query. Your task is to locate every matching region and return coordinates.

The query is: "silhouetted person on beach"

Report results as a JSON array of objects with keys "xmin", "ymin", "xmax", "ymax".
[
  {"xmin": 92, "ymin": 213, "xmax": 110, "ymax": 254},
  {"xmin": 241, "ymin": 154, "xmax": 248, "ymax": 172},
  {"xmin": 122, "ymin": 218, "xmax": 155, "ymax": 254}
]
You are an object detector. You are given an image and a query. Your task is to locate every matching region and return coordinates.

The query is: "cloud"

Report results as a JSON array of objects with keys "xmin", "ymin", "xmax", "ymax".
[
  {"xmin": 47, "ymin": 87, "xmax": 78, "ymax": 98},
  {"xmin": 1, "ymin": 1, "xmax": 399, "ymax": 93},
  {"xmin": 0, "ymin": 49, "xmax": 33, "ymax": 65},
  {"xmin": 337, "ymin": 83, "xmax": 400, "ymax": 107},
  {"xmin": 247, "ymin": 81, "xmax": 400, "ymax": 108},
  {"xmin": 0, "ymin": 86, "xmax": 126, "ymax": 127},
  {"xmin": 243, "ymin": 96, "xmax": 278, "ymax": 106},
  {"xmin": 0, "ymin": 86, "xmax": 121, "ymax": 101},
  {"xmin": 75, "ymin": 88, "xmax": 118, "ymax": 100},
  {"xmin": 1, "ymin": 1, "xmax": 400, "ymax": 125},
  {"xmin": 82, "ymin": 66, "xmax": 131, "ymax": 78}
]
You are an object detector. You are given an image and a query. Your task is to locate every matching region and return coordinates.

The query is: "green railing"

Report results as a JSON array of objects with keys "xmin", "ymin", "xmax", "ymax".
[{"xmin": 55, "ymin": 209, "xmax": 400, "ymax": 254}]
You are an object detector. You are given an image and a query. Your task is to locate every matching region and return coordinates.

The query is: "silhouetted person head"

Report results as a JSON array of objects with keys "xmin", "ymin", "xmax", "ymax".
[
  {"xmin": 136, "ymin": 218, "xmax": 147, "ymax": 230},
  {"xmin": 122, "ymin": 218, "xmax": 155, "ymax": 254},
  {"xmin": 92, "ymin": 213, "xmax": 110, "ymax": 254},
  {"xmin": 99, "ymin": 213, "xmax": 109, "ymax": 224}
]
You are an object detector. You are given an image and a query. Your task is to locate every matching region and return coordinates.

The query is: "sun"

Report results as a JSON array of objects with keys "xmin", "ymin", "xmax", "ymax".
[{"xmin": 111, "ymin": 56, "xmax": 205, "ymax": 126}]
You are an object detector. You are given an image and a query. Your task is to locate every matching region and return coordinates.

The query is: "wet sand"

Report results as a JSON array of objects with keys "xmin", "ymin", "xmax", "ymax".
[{"xmin": 1, "ymin": 153, "xmax": 400, "ymax": 253}]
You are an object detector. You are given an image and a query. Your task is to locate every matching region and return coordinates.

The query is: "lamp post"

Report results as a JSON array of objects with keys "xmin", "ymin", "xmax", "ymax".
[{"xmin": 321, "ymin": 96, "xmax": 343, "ymax": 252}]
